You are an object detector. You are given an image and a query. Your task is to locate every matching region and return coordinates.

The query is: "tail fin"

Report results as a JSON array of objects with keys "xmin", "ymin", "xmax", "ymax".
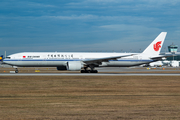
[
  {"xmin": 0, "ymin": 55, "xmax": 3, "ymax": 62},
  {"xmin": 142, "ymin": 32, "xmax": 167, "ymax": 56}
]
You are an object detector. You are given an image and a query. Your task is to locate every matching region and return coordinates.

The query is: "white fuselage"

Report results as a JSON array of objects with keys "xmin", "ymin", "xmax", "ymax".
[{"xmin": 3, "ymin": 52, "xmax": 154, "ymax": 67}]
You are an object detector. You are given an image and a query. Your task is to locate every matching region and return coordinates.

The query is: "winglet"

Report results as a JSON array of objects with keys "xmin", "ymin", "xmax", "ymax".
[{"xmin": 142, "ymin": 32, "xmax": 167, "ymax": 56}]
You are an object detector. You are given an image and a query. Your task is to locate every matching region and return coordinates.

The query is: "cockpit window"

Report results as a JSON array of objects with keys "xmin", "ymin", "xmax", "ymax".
[{"xmin": 6, "ymin": 57, "xmax": 11, "ymax": 59}]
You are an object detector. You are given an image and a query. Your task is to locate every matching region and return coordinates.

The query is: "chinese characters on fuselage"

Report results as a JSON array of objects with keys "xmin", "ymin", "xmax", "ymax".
[{"xmin": 47, "ymin": 54, "xmax": 73, "ymax": 58}]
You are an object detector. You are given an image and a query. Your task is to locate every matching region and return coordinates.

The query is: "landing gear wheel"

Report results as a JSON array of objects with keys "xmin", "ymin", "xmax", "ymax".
[
  {"xmin": 81, "ymin": 70, "xmax": 85, "ymax": 73},
  {"xmin": 81, "ymin": 66, "xmax": 98, "ymax": 73},
  {"xmin": 94, "ymin": 70, "xmax": 98, "ymax": 73},
  {"xmin": 15, "ymin": 69, "xmax": 19, "ymax": 73},
  {"xmin": 81, "ymin": 70, "xmax": 91, "ymax": 73},
  {"xmin": 90, "ymin": 70, "xmax": 98, "ymax": 73}
]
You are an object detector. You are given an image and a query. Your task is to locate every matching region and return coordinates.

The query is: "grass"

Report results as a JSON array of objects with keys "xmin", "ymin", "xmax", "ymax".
[{"xmin": 0, "ymin": 76, "xmax": 180, "ymax": 119}]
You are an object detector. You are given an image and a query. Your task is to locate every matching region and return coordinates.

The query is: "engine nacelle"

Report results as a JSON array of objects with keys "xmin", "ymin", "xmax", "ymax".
[
  {"xmin": 67, "ymin": 61, "xmax": 83, "ymax": 71},
  {"xmin": 57, "ymin": 66, "xmax": 67, "ymax": 71}
]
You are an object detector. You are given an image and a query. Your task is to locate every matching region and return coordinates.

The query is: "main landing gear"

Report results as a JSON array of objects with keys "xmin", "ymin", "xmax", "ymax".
[
  {"xmin": 15, "ymin": 68, "xmax": 19, "ymax": 73},
  {"xmin": 81, "ymin": 66, "xmax": 98, "ymax": 73},
  {"xmin": 81, "ymin": 70, "xmax": 98, "ymax": 73}
]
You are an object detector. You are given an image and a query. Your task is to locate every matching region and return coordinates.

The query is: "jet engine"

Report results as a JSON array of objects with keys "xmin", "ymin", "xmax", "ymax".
[
  {"xmin": 67, "ymin": 61, "xmax": 83, "ymax": 71},
  {"xmin": 57, "ymin": 66, "xmax": 67, "ymax": 70}
]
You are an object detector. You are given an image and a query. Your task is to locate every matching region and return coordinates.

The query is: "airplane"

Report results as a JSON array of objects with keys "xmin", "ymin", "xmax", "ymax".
[{"xmin": 2, "ymin": 32, "xmax": 168, "ymax": 73}]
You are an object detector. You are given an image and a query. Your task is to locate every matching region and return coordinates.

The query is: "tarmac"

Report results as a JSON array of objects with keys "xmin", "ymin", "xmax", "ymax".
[
  {"xmin": 0, "ymin": 73, "xmax": 180, "ymax": 76},
  {"xmin": 0, "ymin": 66, "xmax": 180, "ymax": 76}
]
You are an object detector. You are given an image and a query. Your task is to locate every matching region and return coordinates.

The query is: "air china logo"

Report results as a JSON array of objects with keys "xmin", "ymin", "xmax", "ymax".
[{"xmin": 153, "ymin": 41, "xmax": 162, "ymax": 51}]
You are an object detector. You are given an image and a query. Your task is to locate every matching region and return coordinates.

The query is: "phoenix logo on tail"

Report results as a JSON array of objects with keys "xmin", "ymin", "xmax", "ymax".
[{"xmin": 153, "ymin": 41, "xmax": 162, "ymax": 51}]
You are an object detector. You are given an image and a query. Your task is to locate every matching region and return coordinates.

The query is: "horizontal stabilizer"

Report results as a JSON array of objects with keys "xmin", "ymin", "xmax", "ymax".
[{"xmin": 151, "ymin": 54, "xmax": 177, "ymax": 60}]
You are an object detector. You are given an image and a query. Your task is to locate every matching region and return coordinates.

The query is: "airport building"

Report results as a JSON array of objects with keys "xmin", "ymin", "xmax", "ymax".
[
  {"xmin": 166, "ymin": 44, "xmax": 180, "ymax": 61},
  {"xmin": 165, "ymin": 44, "xmax": 180, "ymax": 67},
  {"xmin": 168, "ymin": 43, "xmax": 178, "ymax": 53}
]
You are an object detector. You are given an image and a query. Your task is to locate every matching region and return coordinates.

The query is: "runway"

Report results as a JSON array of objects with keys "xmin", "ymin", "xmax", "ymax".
[
  {"xmin": 0, "ymin": 67, "xmax": 180, "ymax": 76},
  {"xmin": 0, "ymin": 73, "xmax": 180, "ymax": 76}
]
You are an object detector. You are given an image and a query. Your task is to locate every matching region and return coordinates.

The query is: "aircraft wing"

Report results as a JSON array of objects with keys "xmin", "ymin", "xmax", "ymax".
[{"xmin": 83, "ymin": 54, "xmax": 136, "ymax": 65}]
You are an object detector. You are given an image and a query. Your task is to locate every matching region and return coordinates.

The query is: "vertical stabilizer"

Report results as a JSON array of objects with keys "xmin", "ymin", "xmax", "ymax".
[
  {"xmin": 142, "ymin": 32, "xmax": 167, "ymax": 56},
  {"xmin": 0, "ymin": 55, "xmax": 3, "ymax": 62}
]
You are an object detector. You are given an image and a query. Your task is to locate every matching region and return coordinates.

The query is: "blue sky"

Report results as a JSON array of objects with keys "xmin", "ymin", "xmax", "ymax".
[{"xmin": 0, "ymin": 0, "xmax": 180, "ymax": 55}]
